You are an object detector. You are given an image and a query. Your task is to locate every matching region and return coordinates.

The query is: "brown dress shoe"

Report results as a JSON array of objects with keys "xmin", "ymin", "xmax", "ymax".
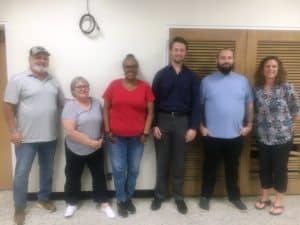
[
  {"xmin": 14, "ymin": 208, "xmax": 25, "ymax": 225},
  {"xmin": 36, "ymin": 200, "xmax": 56, "ymax": 212}
]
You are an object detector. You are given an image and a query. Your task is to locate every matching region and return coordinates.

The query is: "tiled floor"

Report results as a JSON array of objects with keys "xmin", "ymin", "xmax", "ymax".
[{"xmin": 1, "ymin": 191, "xmax": 300, "ymax": 225}]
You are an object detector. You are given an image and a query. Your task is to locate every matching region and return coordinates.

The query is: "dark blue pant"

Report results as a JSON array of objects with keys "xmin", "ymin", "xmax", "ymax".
[{"xmin": 201, "ymin": 136, "xmax": 243, "ymax": 200}]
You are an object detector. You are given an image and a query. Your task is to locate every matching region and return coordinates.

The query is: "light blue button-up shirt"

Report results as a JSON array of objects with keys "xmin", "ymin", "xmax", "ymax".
[{"xmin": 200, "ymin": 71, "xmax": 253, "ymax": 139}]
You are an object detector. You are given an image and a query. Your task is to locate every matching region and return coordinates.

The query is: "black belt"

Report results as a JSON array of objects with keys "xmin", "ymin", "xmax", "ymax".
[{"xmin": 159, "ymin": 111, "xmax": 188, "ymax": 117}]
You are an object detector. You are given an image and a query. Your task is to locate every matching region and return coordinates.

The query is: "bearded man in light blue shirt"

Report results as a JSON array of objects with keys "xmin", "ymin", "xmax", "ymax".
[{"xmin": 199, "ymin": 49, "xmax": 254, "ymax": 211}]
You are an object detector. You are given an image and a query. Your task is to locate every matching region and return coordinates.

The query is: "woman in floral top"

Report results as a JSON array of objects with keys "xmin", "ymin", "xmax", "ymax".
[{"xmin": 253, "ymin": 56, "xmax": 300, "ymax": 215}]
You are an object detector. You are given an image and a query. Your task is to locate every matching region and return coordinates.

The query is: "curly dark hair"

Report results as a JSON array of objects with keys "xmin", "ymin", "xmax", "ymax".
[{"xmin": 254, "ymin": 56, "xmax": 287, "ymax": 86}]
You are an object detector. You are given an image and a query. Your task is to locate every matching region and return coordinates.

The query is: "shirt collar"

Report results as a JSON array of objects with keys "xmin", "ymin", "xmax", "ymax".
[
  {"xmin": 167, "ymin": 64, "xmax": 188, "ymax": 73},
  {"xmin": 216, "ymin": 70, "xmax": 234, "ymax": 77},
  {"xmin": 27, "ymin": 69, "xmax": 52, "ymax": 81}
]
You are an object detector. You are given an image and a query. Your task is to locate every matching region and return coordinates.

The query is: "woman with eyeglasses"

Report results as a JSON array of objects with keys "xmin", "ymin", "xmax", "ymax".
[
  {"xmin": 62, "ymin": 76, "xmax": 115, "ymax": 218},
  {"xmin": 103, "ymin": 54, "xmax": 154, "ymax": 218}
]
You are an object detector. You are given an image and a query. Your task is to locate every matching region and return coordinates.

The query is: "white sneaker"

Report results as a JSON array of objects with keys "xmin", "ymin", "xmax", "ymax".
[
  {"xmin": 101, "ymin": 205, "xmax": 116, "ymax": 218},
  {"xmin": 64, "ymin": 205, "xmax": 77, "ymax": 218}
]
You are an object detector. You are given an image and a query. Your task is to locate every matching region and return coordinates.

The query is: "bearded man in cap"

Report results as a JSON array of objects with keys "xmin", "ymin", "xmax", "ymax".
[{"xmin": 3, "ymin": 46, "xmax": 64, "ymax": 225}]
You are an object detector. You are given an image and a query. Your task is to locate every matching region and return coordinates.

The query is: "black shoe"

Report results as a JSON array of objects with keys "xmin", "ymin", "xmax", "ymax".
[
  {"xmin": 151, "ymin": 198, "xmax": 162, "ymax": 211},
  {"xmin": 175, "ymin": 200, "xmax": 187, "ymax": 214},
  {"xmin": 230, "ymin": 199, "xmax": 247, "ymax": 210},
  {"xmin": 199, "ymin": 197, "xmax": 210, "ymax": 210},
  {"xmin": 125, "ymin": 199, "xmax": 136, "ymax": 214},
  {"xmin": 117, "ymin": 202, "xmax": 128, "ymax": 218}
]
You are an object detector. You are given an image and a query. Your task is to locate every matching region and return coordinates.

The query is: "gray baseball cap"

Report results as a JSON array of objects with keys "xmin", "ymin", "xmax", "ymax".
[{"xmin": 29, "ymin": 46, "xmax": 50, "ymax": 56}]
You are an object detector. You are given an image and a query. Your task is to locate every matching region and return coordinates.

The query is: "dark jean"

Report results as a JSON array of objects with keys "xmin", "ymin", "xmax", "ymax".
[
  {"xmin": 64, "ymin": 142, "xmax": 109, "ymax": 205},
  {"xmin": 14, "ymin": 140, "xmax": 57, "ymax": 209},
  {"xmin": 201, "ymin": 136, "xmax": 243, "ymax": 201},
  {"xmin": 107, "ymin": 136, "xmax": 144, "ymax": 202},
  {"xmin": 257, "ymin": 141, "xmax": 291, "ymax": 193}
]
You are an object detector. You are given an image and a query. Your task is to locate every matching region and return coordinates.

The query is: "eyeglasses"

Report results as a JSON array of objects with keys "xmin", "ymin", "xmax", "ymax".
[
  {"xmin": 75, "ymin": 85, "xmax": 89, "ymax": 89},
  {"xmin": 124, "ymin": 65, "xmax": 138, "ymax": 69}
]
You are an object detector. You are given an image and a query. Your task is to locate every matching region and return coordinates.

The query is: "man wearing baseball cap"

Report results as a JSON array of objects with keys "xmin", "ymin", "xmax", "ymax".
[{"xmin": 3, "ymin": 46, "xmax": 64, "ymax": 225}]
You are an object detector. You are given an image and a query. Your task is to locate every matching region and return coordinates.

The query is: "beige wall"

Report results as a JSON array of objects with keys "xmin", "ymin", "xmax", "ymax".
[{"xmin": 0, "ymin": 0, "xmax": 300, "ymax": 192}]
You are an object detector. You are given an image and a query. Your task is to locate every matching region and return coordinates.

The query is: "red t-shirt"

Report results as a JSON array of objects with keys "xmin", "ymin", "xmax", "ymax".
[{"xmin": 103, "ymin": 79, "xmax": 155, "ymax": 136}]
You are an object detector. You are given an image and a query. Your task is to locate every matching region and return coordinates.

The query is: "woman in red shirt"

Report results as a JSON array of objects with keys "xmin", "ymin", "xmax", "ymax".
[{"xmin": 103, "ymin": 54, "xmax": 154, "ymax": 218}]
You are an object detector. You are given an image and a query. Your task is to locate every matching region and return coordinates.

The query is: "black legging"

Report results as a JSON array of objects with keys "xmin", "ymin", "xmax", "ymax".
[{"xmin": 64, "ymin": 142, "xmax": 108, "ymax": 204}]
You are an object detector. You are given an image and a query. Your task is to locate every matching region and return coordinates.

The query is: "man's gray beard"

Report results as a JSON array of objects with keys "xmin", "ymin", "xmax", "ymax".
[{"xmin": 32, "ymin": 65, "xmax": 48, "ymax": 74}]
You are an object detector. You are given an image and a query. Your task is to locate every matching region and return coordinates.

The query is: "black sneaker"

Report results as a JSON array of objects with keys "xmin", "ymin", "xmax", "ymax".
[
  {"xmin": 117, "ymin": 201, "xmax": 128, "ymax": 218},
  {"xmin": 230, "ymin": 199, "xmax": 247, "ymax": 210},
  {"xmin": 175, "ymin": 200, "xmax": 187, "ymax": 214},
  {"xmin": 125, "ymin": 199, "xmax": 136, "ymax": 214},
  {"xmin": 151, "ymin": 198, "xmax": 162, "ymax": 210},
  {"xmin": 199, "ymin": 197, "xmax": 210, "ymax": 210}
]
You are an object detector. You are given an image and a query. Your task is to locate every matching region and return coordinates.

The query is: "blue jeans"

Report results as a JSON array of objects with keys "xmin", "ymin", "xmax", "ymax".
[
  {"xmin": 107, "ymin": 136, "xmax": 144, "ymax": 202},
  {"xmin": 14, "ymin": 140, "xmax": 57, "ymax": 209}
]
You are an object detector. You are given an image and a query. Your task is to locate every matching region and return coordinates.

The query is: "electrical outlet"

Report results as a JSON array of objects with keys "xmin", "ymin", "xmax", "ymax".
[{"xmin": 106, "ymin": 173, "xmax": 112, "ymax": 180}]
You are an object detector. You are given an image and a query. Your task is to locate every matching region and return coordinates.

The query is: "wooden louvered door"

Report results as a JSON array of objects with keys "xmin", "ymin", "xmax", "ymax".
[
  {"xmin": 0, "ymin": 36, "xmax": 12, "ymax": 189},
  {"xmin": 245, "ymin": 30, "xmax": 300, "ymax": 194},
  {"xmin": 170, "ymin": 28, "xmax": 300, "ymax": 196},
  {"xmin": 170, "ymin": 29, "xmax": 248, "ymax": 196}
]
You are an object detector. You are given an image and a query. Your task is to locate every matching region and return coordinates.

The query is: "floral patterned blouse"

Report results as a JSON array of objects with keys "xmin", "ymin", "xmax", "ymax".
[{"xmin": 254, "ymin": 83, "xmax": 300, "ymax": 145}]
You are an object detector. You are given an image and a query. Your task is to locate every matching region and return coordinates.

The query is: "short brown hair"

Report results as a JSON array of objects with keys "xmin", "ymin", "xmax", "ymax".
[
  {"xmin": 254, "ymin": 56, "xmax": 287, "ymax": 86},
  {"xmin": 169, "ymin": 36, "xmax": 188, "ymax": 50}
]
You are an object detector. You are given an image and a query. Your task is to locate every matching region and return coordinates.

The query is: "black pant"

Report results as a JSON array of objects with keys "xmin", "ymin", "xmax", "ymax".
[
  {"xmin": 64, "ymin": 142, "xmax": 108, "ymax": 205},
  {"xmin": 201, "ymin": 136, "xmax": 243, "ymax": 200},
  {"xmin": 257, "ymin": 142, "xmax": 291, "ymax": 193},
  {"xmin": 154, "ymin": 113, "xmax": 188, "ymax": 200}
]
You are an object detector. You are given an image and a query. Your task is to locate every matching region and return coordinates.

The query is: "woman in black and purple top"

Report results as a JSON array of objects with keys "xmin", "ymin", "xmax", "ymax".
[{"xmin": 254, "ymin": 56, "xmax": 300, "ymax": 215}]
